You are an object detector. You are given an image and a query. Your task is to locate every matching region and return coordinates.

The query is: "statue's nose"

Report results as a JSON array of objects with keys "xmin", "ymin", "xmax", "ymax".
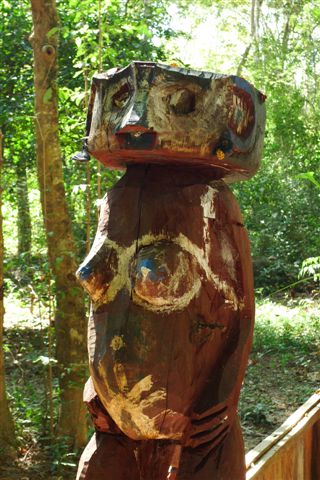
[
  {"xmin": 127, "ymin": 108, "xmax": 140, "ymax": 126},
  {"xmin": 117, "ymin": 91, "xmax": 149, "ymax": 132},
  {"xmin": 115, "ymin": 104, "xmax": 156, "ymax": 149},
  {"xmin": 118, "ymin": 105, "xmax": 149, "ymax": 134}
]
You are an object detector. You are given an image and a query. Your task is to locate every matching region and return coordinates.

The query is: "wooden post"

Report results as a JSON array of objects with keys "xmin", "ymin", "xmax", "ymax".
[{"xmin": 76, "ymin": 62, "xmax": 266, "ymax": 479}]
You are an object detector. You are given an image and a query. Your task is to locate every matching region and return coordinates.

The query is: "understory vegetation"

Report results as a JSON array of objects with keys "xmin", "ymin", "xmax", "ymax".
[{"xmin": 240, "ymin": 294, "xmax": 320, "ymax": 450}]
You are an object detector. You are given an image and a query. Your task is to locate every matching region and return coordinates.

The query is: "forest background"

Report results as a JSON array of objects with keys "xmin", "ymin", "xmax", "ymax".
[{"xmin": 0, "ymin": 0, "xmax": 319, "ymax": 478}]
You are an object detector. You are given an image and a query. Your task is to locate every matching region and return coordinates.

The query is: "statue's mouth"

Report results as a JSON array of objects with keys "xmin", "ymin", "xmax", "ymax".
[{"xmin": 116, "ymin": 131, "xmax": 157, "ymax": 150}]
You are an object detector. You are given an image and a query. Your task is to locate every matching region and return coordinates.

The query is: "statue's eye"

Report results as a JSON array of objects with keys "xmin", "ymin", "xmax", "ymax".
[
  {"xmin": 169, "ymin": 89, "xmax": 195, "ymax": 115},
  {"xmin": 228, "ymin": 87, "xmax": 255, "ymax": 139},
  {"xmin": 113, "ymin": 84, "xmax": 131, "ymax": 108}
]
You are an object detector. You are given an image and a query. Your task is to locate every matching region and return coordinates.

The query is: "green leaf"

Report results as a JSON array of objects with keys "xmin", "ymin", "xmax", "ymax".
[
  {"xmin": 122, "ymin": 24, "xmax": 134, "ymax": 34},
  {"xmin": 43, "ymin": 87, "xmax": 53, "ymax": 103},
  {"xmin": 296, "ymin": 172, "xmax": 320, "ymax": 189},
  {"xmin": 73, "ymin": 70, "xmax": 84, "ymax": 78},
  {"xmin": 34, "ymin": 355, "xmax": 57, "ymax": 366},
  {"xmin": 47, "ymin": 27, "xmax": 59, "ymax": 38}
]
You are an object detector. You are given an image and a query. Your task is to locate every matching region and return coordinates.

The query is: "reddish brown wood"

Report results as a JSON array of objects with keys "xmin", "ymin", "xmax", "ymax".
[
  {"xmin": 75, "ymin": 62, "xmax": 266, "ymax": 479},
  {"xmin": 76, "ymin": 165, "xmax": 255, "ymax": 479}
]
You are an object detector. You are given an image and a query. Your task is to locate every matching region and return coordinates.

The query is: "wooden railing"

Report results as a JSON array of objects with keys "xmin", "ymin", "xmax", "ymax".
[{"xmin": 246, "ymin": 391, "xmax": 320, "ymax": 480}]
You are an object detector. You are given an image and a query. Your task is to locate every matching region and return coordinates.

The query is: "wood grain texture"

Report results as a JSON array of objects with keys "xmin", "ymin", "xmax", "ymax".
[{"xmin": 77, "ymin": 165, "xmax": 255, "ymax": 479}]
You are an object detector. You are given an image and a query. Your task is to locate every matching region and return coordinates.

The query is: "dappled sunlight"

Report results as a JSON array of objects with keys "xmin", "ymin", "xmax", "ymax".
[{"xmin": 4, "ymin": 294, "xmax": 49, "ymax": 330}]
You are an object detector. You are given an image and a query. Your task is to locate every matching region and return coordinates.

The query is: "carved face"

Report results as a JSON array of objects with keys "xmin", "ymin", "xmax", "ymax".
[
  {"xmin": 86, "ymin": 62, "xmax": 266, "ymax": 181},
  {"xmin": 77, "ymin": 168, "xmax": 254, "ymax": 442}
]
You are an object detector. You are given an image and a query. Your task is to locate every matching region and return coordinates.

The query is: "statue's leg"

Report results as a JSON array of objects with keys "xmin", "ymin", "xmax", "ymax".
[
  {"xmin": 177, "ymin": 416, "xmax": 245, "ymax": 480},
  {"xmin": 76, "ymin": 432, "xmax": 139, "ymax": 480},
  {"xmin": 133, "ymin": 417, "xmax": 244, "ymax": 480},
  {"xmin": 137, "ymin": 441, "xmax": 182, "ymax": 480}
]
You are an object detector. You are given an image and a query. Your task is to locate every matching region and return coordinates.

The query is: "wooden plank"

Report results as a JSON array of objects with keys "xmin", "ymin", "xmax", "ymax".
[
  {"xmin": 246, "ymin": 407, "xmax": 320, "ymax": 479},
  {"xmin": 246, "ymin": 393, "xmax": 320, "ymax": 480},
  {"xmin": 295, "ymin": 436, "xmax": 305, "ymax": 479},
  {"xmin": 246, "ymin": 392, "xmax": 320, "ymax": 468},
  {"xmin": 311, "ymin": 419, "xmax": 320, "ymax": 478},
  {"xmin": 303, "ymin": 426, "xmax": 312, "ymax": 480}
]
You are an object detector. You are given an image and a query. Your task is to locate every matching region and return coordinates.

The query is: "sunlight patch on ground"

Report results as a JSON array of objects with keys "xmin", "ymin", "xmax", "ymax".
[
  {"xmin": 4, "ymin": 294, "xmax": 49, "ymax": 329},
  {"xmin": 256, "ymin": 296, "xmax": 320, "ymax": 324}
]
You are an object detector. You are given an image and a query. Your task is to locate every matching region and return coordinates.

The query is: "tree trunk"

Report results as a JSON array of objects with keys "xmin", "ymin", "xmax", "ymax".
[
  {"xmin": 29, "ymin": 0, "xmax": 87, "ymax": 448},
  {"xmin": 237, "ymin": 0, "xmax": 263, "ymax": 76},
  {"xmin": 0, "ymin": 131, "xmax": 16, "ymax": 460},
  {"xmin": 16, "ymin": 160, "xmax": 32, "ymax": 256}
]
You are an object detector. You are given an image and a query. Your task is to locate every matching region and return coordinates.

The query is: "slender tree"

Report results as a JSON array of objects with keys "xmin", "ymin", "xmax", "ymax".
[
  {"xmin": 16, "ymin": 158, "xmax": 32, "ymax": 256},
  {"xmin": 0, "ymin": 131, "xmax": 16, "ymax": 459},
  {"xmin": 29, "ymin": 0, "xmax": 87, "ymax": 448}
]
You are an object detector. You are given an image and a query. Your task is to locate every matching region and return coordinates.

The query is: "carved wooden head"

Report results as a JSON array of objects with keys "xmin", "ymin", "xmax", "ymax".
[{"xmin": 85, "ymin": 61, "xmax": 266, "ymax": 181}]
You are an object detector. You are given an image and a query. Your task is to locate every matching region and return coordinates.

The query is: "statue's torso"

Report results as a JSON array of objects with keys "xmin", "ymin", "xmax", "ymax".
[{"xmin": 78, "ymin": 166, "xmax": 254, "ymax": 445}]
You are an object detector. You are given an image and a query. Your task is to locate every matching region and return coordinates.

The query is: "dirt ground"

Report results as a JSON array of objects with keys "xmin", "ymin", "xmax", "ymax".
[
  {"xmin": 240, "ymin": 294, "xmax": 320, "ymax": 450},
  {"xmin": 240, "ymin": 350, "xmax": 320, "ymax": 450}
]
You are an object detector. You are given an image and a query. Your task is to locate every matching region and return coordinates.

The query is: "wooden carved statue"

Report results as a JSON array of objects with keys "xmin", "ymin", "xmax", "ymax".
[{"xmin": 75, "ymin": 61, "xmax": 266, "ymax": 480}]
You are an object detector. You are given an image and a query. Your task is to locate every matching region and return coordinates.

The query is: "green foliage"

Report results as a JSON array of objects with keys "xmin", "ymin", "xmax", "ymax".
[
  {"xmin": 1, "ymin": 0, "xmax": 318, "ymax": 294},
  {"xmin": 242, "ymin": 402, "xmax": 272, "ymax": 426},
  {"xmin": 239, "ymin": 296, "xmax": 320, "ymax": 448},
  {"xmin": 300, "ymin": 257, "xmax": 320, "ymax": 282},
  {"xmin": 244, "ymin": 2, "xmax": 320, "ymax": 290},
  {"xmin": 296, "ymin": 172, "xmax": 320, "ymax": 190},
  {"xmin": 0, "ymin": 1, "xmax": 177, "ymax": 471},
  {"xmin": 4, "ymin": 317, "xmax": 54, "ymax": 440},
  {"xmin": 297, "ymin": 172, "xmax": 320, "ymax": 284},
  {"xmin": 253, "ymin": 297, "xmax": 320, "ymax": 355},
  {"xmin": 3, "ymin": 297, "xmax": 82, "ymax": 478},
  {"xmin": 0, "ymin": 0, "xmax": 176, "ymax": 287},
  {"xmin": 56, "ymin": 0, "xmax": 176, "ymax": 259}
]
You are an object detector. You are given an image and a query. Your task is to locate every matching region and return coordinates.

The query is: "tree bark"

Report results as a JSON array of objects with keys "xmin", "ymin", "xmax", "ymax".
[
  {"xmin": 0, "ymin": 131, "xmax": 16, "ymax": 460},
  {"xmin": 16, "ymin": 160, "xmax": 32, "ymax": 256},
  {"xmin": 29, "ymin": 0, "xmax": 87, "ymax": 448}
]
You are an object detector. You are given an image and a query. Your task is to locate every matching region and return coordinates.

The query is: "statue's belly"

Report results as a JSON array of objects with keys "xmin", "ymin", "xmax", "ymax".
[
  {"xmin": 92, "ymin": 375, "xmax": 190, "ymax": 440},
  {"xmin": 88, "ymin": 292, "xmax": 236, "ymax": 441}
]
